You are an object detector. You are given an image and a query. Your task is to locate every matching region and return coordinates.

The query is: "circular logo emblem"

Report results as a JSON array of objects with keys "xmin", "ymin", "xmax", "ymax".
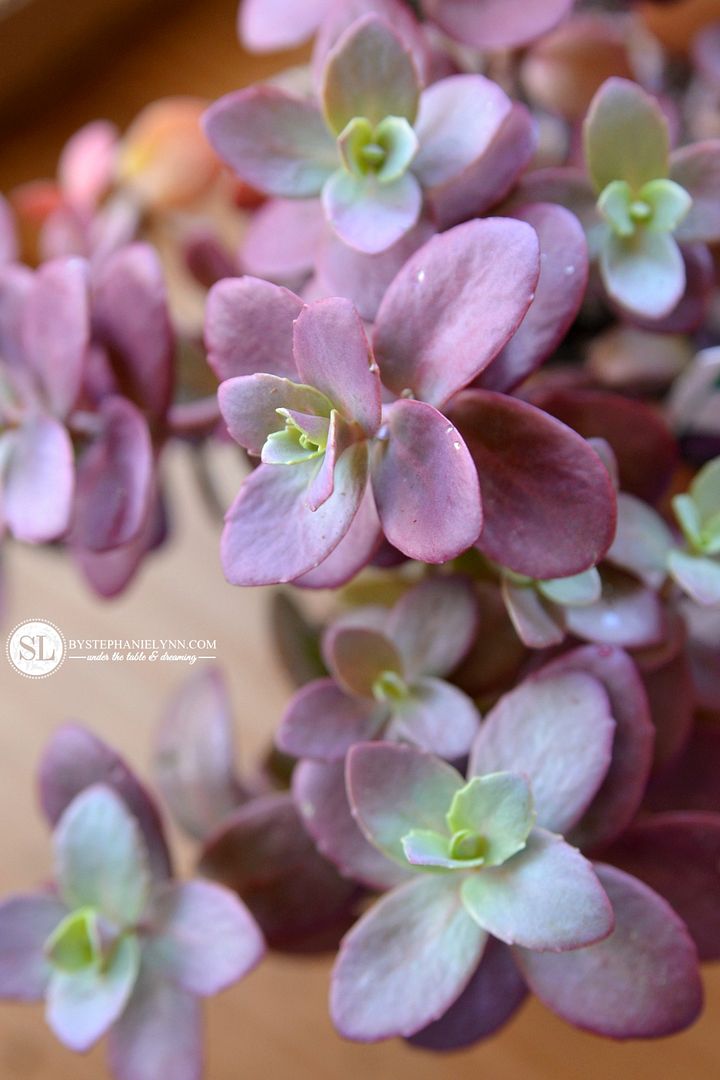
[{"xmin": 6, "ymin": 619, "xmax": 66, "ymax": 679}]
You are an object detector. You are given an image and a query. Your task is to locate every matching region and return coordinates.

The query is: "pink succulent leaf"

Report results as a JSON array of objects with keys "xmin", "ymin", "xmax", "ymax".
[
  {"xmin": 293, "ymin": 478, "xmax": 382, "ymax": 587},
  {"xmin": 206, "ymin": 277, "xmax": 303, "ymax": 382},
  {"xmin": 54, "ymin": 785, "xmax": 151, "ymax": 927},
  {"xmin": 470, "ymin": 671, "xmax": 614, "ymax": 835},
  {"xmin": 606, "ymin": 492, "xmax": 674, "ymax": 588},
  {"xmin": 243, "ymin": 198, "xmax": 325, "ymax": 283},
  {"xmin": 58, "ymin": 120, "xmax": 118, "ymax": 213},
  {"xmin": 293, "ymin": 297, "xmax": 381, "ymax": 433},
  {"xmin": 346, "ymin": 742, "xmax": 463, "ymax": 865},
  {"xmin": 462, "ymin": 829, "xmax": 613, "ymax": 951},
  {"xmin": 322, "ymin": 169, "xmax": 422, "ymax": 254},
  {"xmin": 671, "ymin": 141, "xmax": 720, "ymax": 243},
  {"xmin": 681, "ymin": 598, "xmax": 720, "ymax": 713},
  {"xmin": 330, "ymin": 874, "xmax": 487, "ymax": 1041},
  {"xmin": 628, "ymin": 242, "xmax": 714, "ymax": 336},
  {"xmin": 373, "ymin": 219, "xmax": 539, "ymax": 407},
  {"xmin": 293, "ymin": 758, "xmax": 409, "ymax": 890},
  {"xmin": 92, "ymin": 244, "xmax": 174, "ymax": 421},
  {"xmin": 539, "ymin": 646, "xmax": 654, "ymax": 851},
  {"xmin": 371, "ymin": 398, "xmax": 482, "ymax": 562},
  {"xmin": 478, "ymin": 203, "xmax": 589, "ymax": 394},
  {"xmin": 22, "ymin": 257, "xmax": 89, "ymax": 418},
  {"xmin": 325, "ymin": 625, "xmax": 403, "ymax": 696},
  {"xmin": 605, "ymin": 812, "xmax": 720, "ymax": 962},
  {"xmin": 0, "ymin": 195, "xmax": 18, "ymax": 264},
  {"xmin": 199, "ymin": 792, "xmax": 359, "ymax": 952},
  {"xmin": 449, "ymin": 390, "xmax": 617, "ymax": 579},
  {"xmin": 313, "ymin": 0, "xmax": 431, "ymax": 91},
  {"xmin": 47, "ymin": 933, "xmax": 141, "ymax": 1052},
  {"xmin": 107, "ymin": 964, "xmax": 202, "ymax": 1080},
  {"xmin": 220, "ymin": 442, "xmax": 368, "ymax": 586},
  {"xmin": 599, "ymin": 228, "xmax": 685, "ymax": 322},
  {"xmin": 584, "ymin": 78, "xmax": 670, "ymax": 194},
  {"xmin": 501, "ymin": 579, "xmax": 566, "ymax": 650},
  {"xmin": 0, "ymin": 263, "xmax": 33, "ymax": 364},
  {"xmin": 0, "ymin": 894, "xmax": 67, "ymax": 1001},
  {"xmin": 218, "ymin": 374, "xmax": 331, "ymax": 457},
  {"xmin": 516, "ymin": 863, "xmax": 703, "ymax": 1038},
  {"xmin": 509, "ymin": 166, "xmax": 599, "ymax": 235},
  {"xmin": 424, "ymin": 0, "xmax": 575, "ymax": 50},
  {"xmin": 647, "ymin": 725, "xmax": 720, "ymax": 815},
  {"xmin": 407, "ymin": 937, "xmax": 527, "ymax": 1050},
  {"xmin": 239, "ymin": 0, "xmax": 330, "ymax": 51},
  {"xmin": 564, "ymin": 569, "xmax": 665, "ymax": 649},
  {"xmin": 386, "ymin": 576, "xmax": 479, "ymax": 679},
  {"xmin": 667, "ymin": 549, "xmax": 720, "ymax": 605},
  {"xmin": 39, "ymin": 724, "xmax": 172, "ymax": 880},
  {"xmin": 144, "ymin": 880, "xmax": 264, "ymax": 995},
  {"xmin": 154, "ymin": 667, "xmax": 246, "ymax": 841},
  {"xmin": 412, "ymin": 75, "xmax": 512, "ymax": 191},
  {"xmin": 642, "ymin": 648, "xmax": 695, "ymax": 774},
  {"xmin": 203, "ymin": 87, "xmax": 337, "ymax": 197},
  {"xmin": 386, "ymin": 678, "xmax": 480, "ymax": 760},
  {"xmin": 321, "ymin": 15, "xmax": 419, "ymax": 135},
  {"xmin": 3, "ymin": 414, "xmax": 74, "ymax": 542},
  {"xmin": 278, "ymin": 678, "xmax": 385, "ymax": 761}
]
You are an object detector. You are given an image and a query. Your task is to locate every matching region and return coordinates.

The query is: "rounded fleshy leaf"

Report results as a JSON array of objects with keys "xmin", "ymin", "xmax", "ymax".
[
  {"xmin": 39, "ymin": 724, "xmax": 172, "ymax": 880},
  {"xmin": 642, "ymin": 648, "xmax": 694, "ymax": 772},
  {"xmin": 668, "ymin": 549, "xmax": 720, "ymax": 606},
  {"xmin": 203, "ymin": 87, "xmax": 336, "ymax": 198},
  {"xmin": 538, "ymin": 568, "xmax": 601, "ymax": 606},
  {"xmin": 471, "ymin": 671, "xmax": 614, "ymax": 835},
  {"xmin": 0, "ymin": 894, "xmax": 67, "ymax": 1001},
  {"xmin": 206, "ymin": 277, "xmax": 303, "ymax": 382},
  {"xmin": 346, "ymin": 742, "xmax": 463, "ymax": 865},
  {"xmin": 647, "ymin": 725, "xmax": 720, "ymax": 815},
  {"xmin": 330, "ymin": 874, "xmax": 487, "ymax": 1041},
  {"xmin": 599, "ymin": 227, "xmax": 685, "ymax": 321},
  {"xmin": 671, "ymin": 141, "xmax": 720, "ymax": 243},
  {"xmin": 461, "ymin": 829, "xmax": 613, "ymax": 951},
  {"xmin": 218, "ymin": 374, "xmax": 331, "ymax": 457},
  {"xmin": 243, "ymin": 197, "xmax": 324, "ymax": 282},
  {"xmin": 47, "ymin": 933, "xmax": 140, "ymax": 1052},
  {"xmin": 501, "ymin": 580, "xmax": 566, "ymax": 650},
  {"xmin": 293, "ymin": 477, "xmax": 382, "ymax": 587},
  {"xmin": 239, "ymin": 0, "xmax": 329, "ymax": 51},
  {"xmin": 386, "ymin": 576, "xmax": 478, "ymax": 679},
  {"xmin": 449, "ymin": 389, "xmax": 617, "ymax": 579},
  {"xmin": 373, "ymin": 218, "xmax": 539, "ymax": 407},
  {"xmin": 293, "ymin": 297, "xmax": 381, "ymax": 433},
  {"xmin": 325, "ymin": 625, "xmax": 403, "ymax": 698},
  {"xmin": 371, "ymin": 398, "xmax": 482, "ymax": 563},
  {"xmin": 516, "ymin": 863, "xmax": 703, "ymax": 1038},
  {"xmin": 322, "ymin": 169, "xmax": 422, "ymax": 254},
  {"xmin": 321, "ymin": 15, "xmax": 419, "ymax": 134},
  {"xmin": 564, "ymin": 569, "xmax": 665, "ymax": 648},
  {"xmin": 58, "ymin": 119, "xmax": 117, "ymax": 211},
  {"xmin": 22, "ymin": 257, "xmax": 88, "ymax": 418},
  {"xmin": 154, "ymin": 667, "xmax": 245, "ymax": 841},
  {"xmin": 3, "ymin": 415, "xmax": 74, "ymax": 543},
  {"xmin": 0, "ymin": 262, "xmax": 33, "ymax": 363},
  {"xmin": 386, "ymin": 677, "xmax": 480, "ymax": 760},
  {"xmin": 221, "ymin": 443, "xmax": 368, "ymax": 586},
  {"xmin": 448, "ymin": 773, "xmax": 535, "ymax": 868},
  {"xmin": 584, "ymin": 78, "xmax": 669, "ymax": 194},
  {"xmin": 278, "ymin": 678, "xmax": 383, "ymax": 761},
  {"xmin": 145, "ymin": 880, "xmax": 264, "ymax": 995},
  {"xmin": 424, "ymin": 0, "xmax": 573, "ymax": 50},
  {"xmin": 607, "ymin": 492, "xmax": 674, "ymax": 588},
  {"xmin": 54, "ymin": 785, "xmax": 151, "ymax": 927}
]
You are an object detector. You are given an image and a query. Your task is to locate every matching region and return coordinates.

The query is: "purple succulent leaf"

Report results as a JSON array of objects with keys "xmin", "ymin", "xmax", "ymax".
[
  {"xmin": 539, "ymin": 646, "xmax": 654, "ymax": 852},
  {"xmin": 564, "ymin": 568, "xmax": 665, "ymax": 649},
  {"xmin": 92, "ymin": 244, "xmax": 174, "ymax": 421},
  {"xmin": 107, "ymin": 963, "xmax": 202, "ymax": 1080},
  {"xmin": 322, "ymin": 169, "xmax": 422, "ymax": 254},
  {"xmin": 312, "ymin": 0, "xmax": 430, "ymax": 89},
  {"xmin": 0, "ymin": 263, "xmax": 33, "ymax": 364},
  {"xmin": 278, "ymin": 678, "xmax": 385, "ymax": 761},
  {"xmin": 239, "ymin": 0, "xmax": 329, "ymax": 51},
  {"xmin": 218, "ymin": 374, "xmax": 331, "ymax": 456},
  {"xmin": 324, "ymin": 624, "xmax": 402, "ymax": 697},
  {"xmin": 3, "ymin": 414, "xmax": 74, "ymax": 542},
  {"xmin": 154, "ymin": 667, "xmax": 246, "ymax": 841},
  {"xmin": 22, "ymin": 257, "xmax": 89, "ymax": 418},
  {"xmin": 144, "ymin": 880, "xmax": 264, "ymax": 995},
  {"xmin": 371, "ymin": 398, "xmax": 482, "ymax": 563},
  {"xmin": 58, "ymin": 120, "xmax": 118, "ymax": 212},
  {"xmin": 386, "ymin": 678, "xmax": 480, "ymax": 760},
  {"xmin": 372, "ymin": 219, "xmax": 539, "ymax": 407},
  {"xmin": 242, "ymin": 198, "xmax": 325, "ymax": 282},
  {"xmin": 346, "ymin": 742, "xmax": 463, "ymax": 865},
  {"xmin": 670, "ymin": 141, "xmax": 720, "ymax": 243},
  {"xmin": 203, "ymin": 86, "xmax": 337, "ymax": 197},
  {"xmin": 647, "ymin": 725, "xmax": 720, "ymax": 815},
  {"xmin": 321, "ymin": 14, "xmax": 419, "ymax": 134},
  {"xmin": 0, "ymin": 894, "xmax": 67, "ymax": 1001},
  {"xmin": 641, "ymin": 648, "xmax": 695, "ymax": 773},
  {"xmin": 449, "ymin": 389, "xmax": 617, "ymax": 579},
  {"xmin": 407, "ymin": 937, "xmax": 527, "ymax": 1050},
  {"xmin": 606, "ymin": 492, "xmax": 674, "ymax": 588},
  {"xmin": 462, "ymin": 829, "xmax": 613, "ymax": 951},
  {"xmin": 501, "ymin": 580, "xmax": 566, "ymax": 650},
  {"xmin": 668, "ymin": 549, "xmax": 720, "ymax": 606},
  {"xmin": 220, "ymin": 442, "xmax": 368, "ymax": 586},
  {"xmin": 47, "ymin": 934, "xmax": 141, "ymax": 1052},
  {"xmin": 470, "ymin": 671, "xmax": 614, "ymax": 835},
  {"xmin": 584, "ymin": 78, "xmax": 670, "ymax": 194},
  {"xmin": 293, "ymin": 478, "xmax": 382, "ymax": 587},
  {"xmin": 330, "ymin": 874, "xmax": 487, "ymax": 1041},
  {"xmin": 412, "ymin": 75, "xmax": 512, "ymax": 191},
  {"xmin": 515, "ymin": 863, "xmax": 703, "ymax": 1038},
  {"xmin": 509, "ymin": 166, "xmax": 600, "ymax": 235},
  {"xmin": 293, "ymin": 758, "xmax": 409, "ymax": 890},
  {"xmin": 424, "ymin": 0, "xmax": 574, "ymax": 50},
  {"xmin": 206, "ymin": 277, "xmax": 303, "ymax": 382},
  {"xmin": 71, "ymin": 395, "xmax": 153, "ymax": 552},
  {"xmin": 293, "ymin": 297, "xmax": 381, "ymax": 433},
  {"xmin": 629, "ymin": 242, "xmax": 714, "ymax": 336},
  {"xmin": 478, "ymin": 203, "xmax": 589, "ymax": 394},
  {"xmin": 386, "ymin": 575, "xmax": 479, "ymax": 679},
  {"xmin": 599, "ymin": 228, "xmax": 685, "ymax": 322},
  {"xmin": 0, "ymin": 195, "xmax": 17, "ymax": 264}
]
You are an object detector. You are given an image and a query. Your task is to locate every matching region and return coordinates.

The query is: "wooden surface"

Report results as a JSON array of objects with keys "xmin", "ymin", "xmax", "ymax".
[{"xmin": 1, "ymin": 2, "xmax": 719, "ymax": 1076}]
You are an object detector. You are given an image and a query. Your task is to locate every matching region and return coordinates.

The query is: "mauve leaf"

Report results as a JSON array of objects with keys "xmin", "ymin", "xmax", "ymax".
[
  {"xmin": 671, "ymin": 141, "xmax": 720, "ymax": 243},
  {"xmin": 668, "ymin": 549, "xmax": 720, "ymax": 605},
  {"xmin": 330, "ymin": 875, "xmax": 486, "ymax": 1040},
  {"xmin": 0, "ymin": 195, "xmax": 17, "ymax": 264},
  {"xmin": 606, "ymin": 492, "xmax": 674, "ymax": 588},
  {"xmin": 0, "ymin": 894, "xmax": 67, "ymax": 1001},
  {"xmin": 3, "ymin": 415, "xmax": 74, "ymax": 542},
  {"xmin": 22, "ymin": 257, "xmax": 88, "ymax": 418},
  {"xmin": 293, "ymin": 477, "xmax": 382, "ymax": 587},
  {"xmin": 564, "ymin": 568, "xmax": 665, "ymax": 649},
  {"xmin": 0, "ymin": 263, "xmax": 33, "ymax": 363},
  {"xmin": 516, "ymin": 863, "xmax": 703, "ymax": 1038},
  {"xmin": 239, "ymin": 0, "xmax": 329, "ymax": 51},
  {"xmin": 206, "ymin": 277, "xmax": 302, "ymax": 382},
  {"xmin": 386, "ymin": 677, "xmax": 480, "ymax": 760},
  {"xmin": 647, "ymin": 725, "xmax": 720, "ymax": 815},
  {"xmin": 325, "ymin": 625, "xmax": 402, "ymax": 697},
  {"xmin": 322, "ymin": 169, "xmax": 422, "ymax": 255},
  {"xmin": 584, "ymin": 78, "xmax": 669, "ymax": 194},
  {"xmin": 386, "ymin": 576, "xmax": 479, "ymax": 679},
  {"xmin": 278, "ymin": 678, "xmax": 384, "ymax": 761},
  {"xmin": 641, "ymin": 647, "xmax": 695, "ymax": 772},
  {"xmin": 59, "ymin": 120, "xmax": 117, "ymax": 212},
  {"xmin": 243, "ymin": 197, "xmax": 324, "ymax": 282},
  {"xmin": 599, "ymin": 228, "xmax": 685, "ymax": 321},
  {"xmin": 501, "ymin": 579, "xmax": 566, "ymax": 649},
  {"xmin": 218, "ymin": 374, "xmax": 330, "ymax": 457},
  {"xmin": 424, "ymin": 0, "xmax": 573, "ymax": 50}
]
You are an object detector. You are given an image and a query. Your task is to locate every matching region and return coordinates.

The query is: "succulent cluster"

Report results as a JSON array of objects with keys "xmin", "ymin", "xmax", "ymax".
[{"xmin": 1, "ymin": 1, "xmax": 720, "ymax": 1078}]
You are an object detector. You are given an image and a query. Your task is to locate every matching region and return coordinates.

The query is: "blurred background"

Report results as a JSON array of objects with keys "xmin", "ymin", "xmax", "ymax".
[{"xmin": 0, "ymin": 0, "xmax": 718, "ymax": 1076}]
